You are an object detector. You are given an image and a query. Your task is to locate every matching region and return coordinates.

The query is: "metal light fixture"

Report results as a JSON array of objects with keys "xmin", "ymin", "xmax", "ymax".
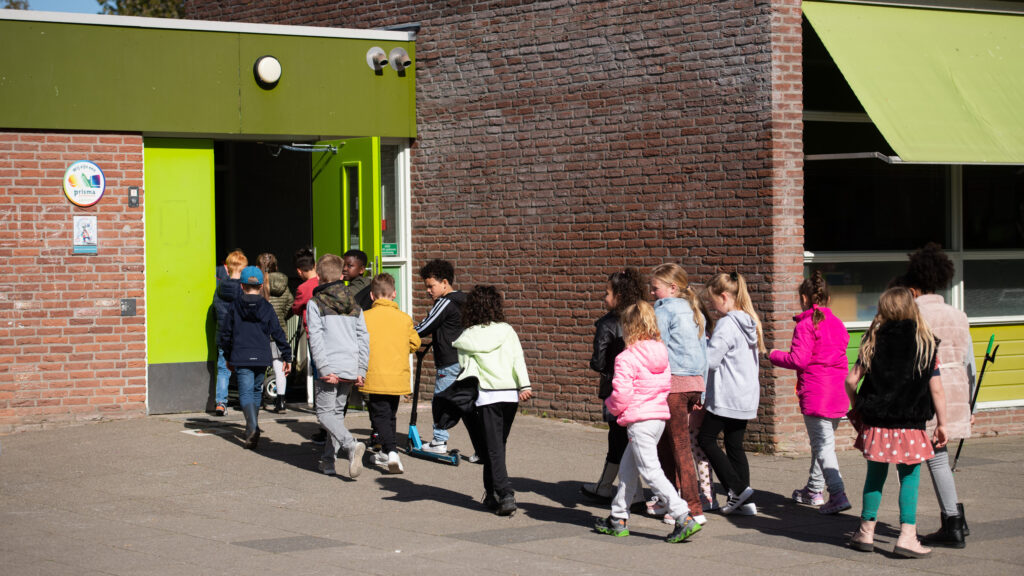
[
  {"xmin": 388, "ymin": 47, "xmax": 412, "ymax": 73},
  {"xmin": 366, "ymin": 47, "xmax": 388, "ymax": 72},
  {"xmin": 254, "ymin": 55, "xmax": 282, "ymax": 88}
]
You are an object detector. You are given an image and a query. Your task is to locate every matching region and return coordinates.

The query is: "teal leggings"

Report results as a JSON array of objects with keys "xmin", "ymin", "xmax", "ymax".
[{"xmin": 861, "ymin": 460, "xmax": 921, "ymax": 525}]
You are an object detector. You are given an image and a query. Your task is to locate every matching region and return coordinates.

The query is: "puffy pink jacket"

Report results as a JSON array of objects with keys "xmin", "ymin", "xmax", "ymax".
[
  {"xmin": 769, "ymin": 306, "xmax": 850, "ymax": 419},
  {"xmin": 606, "ymin": 339, "xmax": 671, "ymax": 426}
]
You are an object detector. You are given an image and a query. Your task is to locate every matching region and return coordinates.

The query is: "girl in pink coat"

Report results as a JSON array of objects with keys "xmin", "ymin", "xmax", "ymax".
[
  {"xmin": 595, "ymin": 301, "xmax": 701, "ymax": 544},
  {"xmin": 769, "ymin": 272, "xmax": 851, "ymax": 515}
]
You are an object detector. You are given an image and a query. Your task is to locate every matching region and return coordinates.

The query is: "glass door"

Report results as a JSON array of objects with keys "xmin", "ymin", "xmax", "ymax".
[{"xmin": 311, "ymin": 137, "xmax": 382, "ymax": 274}]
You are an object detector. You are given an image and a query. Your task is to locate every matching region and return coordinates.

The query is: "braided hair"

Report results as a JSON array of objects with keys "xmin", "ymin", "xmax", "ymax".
[{"xmin": 799, "ymin": 270, "xmax": 829, "ymax": 328}]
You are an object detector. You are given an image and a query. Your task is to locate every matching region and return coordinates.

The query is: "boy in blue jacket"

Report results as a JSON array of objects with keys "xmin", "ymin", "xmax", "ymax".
[{"xmin": 219, "ymin": 266, "xmax": 292, "ymax": 449}]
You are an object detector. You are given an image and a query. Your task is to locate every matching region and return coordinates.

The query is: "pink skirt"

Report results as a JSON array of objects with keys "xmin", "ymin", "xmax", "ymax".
[{"xmin": 855, "ymin": 426, "xmax": 935, "ymax": 465}]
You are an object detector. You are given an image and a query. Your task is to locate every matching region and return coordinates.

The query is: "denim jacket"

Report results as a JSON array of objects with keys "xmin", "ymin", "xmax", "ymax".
[{"xmin": 654, "ymin": 297, "xmax": 708, "ymax": 378}]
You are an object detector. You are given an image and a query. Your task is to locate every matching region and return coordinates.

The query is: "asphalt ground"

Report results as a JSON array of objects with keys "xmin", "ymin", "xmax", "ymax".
[{"xmin": 1, "ymin": 404, "xmax": 1021, "ymax": 575}]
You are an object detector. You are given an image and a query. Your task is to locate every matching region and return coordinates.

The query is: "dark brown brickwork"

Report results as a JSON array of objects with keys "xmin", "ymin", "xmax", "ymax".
[
  {"xmin": 185, "ymin": 0, "xmax": 811, "ymax": 452},
  {"xmin": 0, "ymin": 132, "xmax": 147, "ymax": 433}
]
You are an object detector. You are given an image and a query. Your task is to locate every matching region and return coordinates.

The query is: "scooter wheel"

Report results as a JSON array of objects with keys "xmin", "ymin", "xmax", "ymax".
[{"xmin": 449, "ymin": 449, "xmax": 460, "ymax": 466}]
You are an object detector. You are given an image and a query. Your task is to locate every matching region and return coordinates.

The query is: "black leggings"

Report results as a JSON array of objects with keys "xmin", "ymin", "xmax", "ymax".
[
  {"xmin": 469, "ymin": 402, "xmax": 518, "ymax": 498},
  {"xmin": 697, "ymin": 411, "xmax": 750, "ymax": 495}
]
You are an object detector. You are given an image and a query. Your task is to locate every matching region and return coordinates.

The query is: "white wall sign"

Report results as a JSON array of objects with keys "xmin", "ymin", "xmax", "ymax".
[
  {"xmin": 73, "ymin": 215, "xmax": 97, "ymax": 254},
  {"xmin": 63, "ymin": 161, "xmax": 105, "ymax": 207}
]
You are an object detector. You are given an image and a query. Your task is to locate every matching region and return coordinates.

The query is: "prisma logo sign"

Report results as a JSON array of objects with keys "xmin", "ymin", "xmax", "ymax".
[{"xmin": 63, "ymin": 161, "xmax": 105, "ymax": 207}]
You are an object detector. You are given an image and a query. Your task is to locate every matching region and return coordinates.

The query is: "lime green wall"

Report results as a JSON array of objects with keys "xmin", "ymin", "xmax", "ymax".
[
  {"xmin": 845, "ymin": 325, "xmax": 1024, "ymax": 403},
  {"xmin": 0, "ymin": 19, "xmax": 416, "ymax": 138},
  {"xmin": 384, "ymin": 265, "xmax": 404, "ymax": 310},
  {"xmin": 144, "ymin": 139, "xmax": 216, "ymax": 364}
]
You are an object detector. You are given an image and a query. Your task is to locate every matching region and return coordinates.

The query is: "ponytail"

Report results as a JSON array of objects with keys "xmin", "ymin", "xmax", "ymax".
[
  {"xmin": 707, "ymin": 271, "xmax": 766, "ymax": 354},
  {"xmin": 651, "ymin": 263, "xmax": 706, "ymax": 338},
  {"xmin": 799, "ymin": 270, "xmax": 830, "ymax": 329}
]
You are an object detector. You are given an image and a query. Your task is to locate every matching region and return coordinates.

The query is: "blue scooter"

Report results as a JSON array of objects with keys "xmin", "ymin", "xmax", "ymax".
[{"xmin": 406, "ymin": 342, "xmax": 460, "ymax": 466}]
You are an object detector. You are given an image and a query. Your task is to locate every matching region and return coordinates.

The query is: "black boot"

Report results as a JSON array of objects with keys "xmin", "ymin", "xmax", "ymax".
[
  {"xmin": 274, "ymin": 395, "xmax": 286, "ymax": 413},
  {"xmin": 958, "ymin": 503, "xmax": 969, "ymax": 537},
  {"xmin": 242, "ymin": 404, "xmax": 261, "ymax": 450},
  {"xmin": 921, "ymin": 514, "xmax": 965, "ymax": 548}
]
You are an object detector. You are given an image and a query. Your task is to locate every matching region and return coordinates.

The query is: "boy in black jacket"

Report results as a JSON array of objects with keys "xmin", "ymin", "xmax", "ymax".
[{"xmin": 219, "ymin": 266, "xmax": 292, "ymax": 449}]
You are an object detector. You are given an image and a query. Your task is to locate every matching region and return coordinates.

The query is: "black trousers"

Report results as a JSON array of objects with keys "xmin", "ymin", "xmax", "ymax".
[
  {"xmin": 697, "ymin": 411, "xmax": 750, "ymax": 495},
  {"xmin": 469, "ymin": 401, "xmax": 518, "ymax": 499},
  {"xmin": 607, "ymin": 420, "xmax": 628, "ymax": 465},
  {"xmin": 367, "ymin": 394, "xmax": 400, "ymax": 454}
]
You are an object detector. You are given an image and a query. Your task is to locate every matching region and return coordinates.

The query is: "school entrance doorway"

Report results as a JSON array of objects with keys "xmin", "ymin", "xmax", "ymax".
[{"xmin": 145, "ymin": 137, "xmax": 413, "ymax": 414}]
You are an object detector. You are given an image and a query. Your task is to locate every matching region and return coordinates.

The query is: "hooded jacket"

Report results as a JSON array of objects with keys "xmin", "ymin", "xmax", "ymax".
[
  {"xmin": 307, "ymin": 280, "xmax": 369, "ymax": 380},
  {"xmin": 415, "ymin": 291, "xmax": 467, "ymax": 368},
  {"xmin": 590, "ymin": 311, "xmax": 625, "ymax": 400},
  {"xmin": 453, "ymin": 322, "xmax": 531, "ymax": 393},
  {"xmin": 266, "ymin": 271, "xmax": 294, "ymax": 335},
  {"xmin": 705, "ymin": 311, "xmax": 761, "ymax": 420},
  {"xmin": 654, "ymin": 297, "xmax": 708, "ymax": 378},
  {"xmin": 347, "ymin": 275, "xmax": 373, "ymax": 311},
  {"xmin": 218, "ymin": 293, "xmax": 292, "ymax": 368},
  {"xmin": 213, "ymin": 275, "xmax": 242, "ymax": 340},
  {"xmin": 362, "ymin": 299, "xmax": 421, "ymax": 396},
  {"xmin": 606, "ymin": 339, "xmax": 672, "ymax": 426},
  {"xmin": 769, "ymin": 306, "xmax": 850, "ymax": 418},
  {"xmin": 854, "ymin": 319, "xmax": 938, "ymax": 430}
]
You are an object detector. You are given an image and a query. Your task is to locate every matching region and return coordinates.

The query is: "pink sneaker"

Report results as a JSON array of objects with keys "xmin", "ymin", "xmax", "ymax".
[
  {"xmin": 820, "ymin": 491, "xmax": 852, "ymax": 515},
  {"xmin": 792, "ymin": 487, "xmax": 824, "ymax": 506}
]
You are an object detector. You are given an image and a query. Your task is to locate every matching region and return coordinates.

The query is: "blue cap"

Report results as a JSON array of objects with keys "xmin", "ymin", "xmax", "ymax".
[{"xmin": 240, "ymin": 266, "xmax": 264, "ymax": 285}]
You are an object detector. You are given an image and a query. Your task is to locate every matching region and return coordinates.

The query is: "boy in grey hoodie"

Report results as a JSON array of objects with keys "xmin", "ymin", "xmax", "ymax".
[
  {"xmin": 697, "ymin": 272, "xmax": 766, "ymax": 516},
  {"xmin": 307, "ymin": 253, "xmax": 370, "ymax": 479}
]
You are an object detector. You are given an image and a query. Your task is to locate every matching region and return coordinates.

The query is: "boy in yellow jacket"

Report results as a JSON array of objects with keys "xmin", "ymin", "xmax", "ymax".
[{"xmin": 362, "ymin": 273, "xmax": 421, "ymax": 473}]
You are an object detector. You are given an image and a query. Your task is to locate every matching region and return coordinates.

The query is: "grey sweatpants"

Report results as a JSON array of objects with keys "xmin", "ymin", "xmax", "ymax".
[
  {"xmin": 926, "ymin": 445, "xmax": 960, "ymax": 517},
  {"xmin": 612, "ymin": 419, "xmax": 690, "ymax": 521},
  {"xmin": 315, "ymin": 380, "xmax": 357, "ymax": 465}
]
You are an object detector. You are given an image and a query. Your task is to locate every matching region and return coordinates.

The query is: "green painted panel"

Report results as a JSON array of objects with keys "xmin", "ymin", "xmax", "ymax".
[
  {"xmin": 0, "ymin": 19, "xmax": 416, "ymax": 138},
  {"xmin": 0, "ymin": 21, "xmax": 238, "ymax": 134},
  {"xmin": 239, "ymin": 36, "xmax": 415, "ymax": 138},
  {"xmin": 311, "ymin": 143, "xmax": 344, "ymax": 260},
  {"xmin": 144, "ymin": 138, "xmax": 216, "ymax": 364},
  {"xmin": 311, "ymin": 138, "xmax": 380, "ymax": 265},
  {"xmin": 970, "ymin": 325, "xmax": 1024, "ymax": 403}
]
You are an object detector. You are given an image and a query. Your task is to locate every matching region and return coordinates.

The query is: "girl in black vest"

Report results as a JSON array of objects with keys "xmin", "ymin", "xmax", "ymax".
[{"xmin": 846, "ymin": 287, "xmax": 948, "ymax": 558}]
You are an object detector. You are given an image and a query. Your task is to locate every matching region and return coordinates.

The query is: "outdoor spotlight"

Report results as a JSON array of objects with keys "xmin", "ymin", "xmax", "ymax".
[
  {"xmin": 366, "ymin": 47, "xmax": 389, "ymax": 72},
  {"xmin": 254, "ymin": 55, "xmax": 282, "ymax": 88},
  {"xmin": 388, "ymin": 47, "xmax": 412, "ymax": 72}
]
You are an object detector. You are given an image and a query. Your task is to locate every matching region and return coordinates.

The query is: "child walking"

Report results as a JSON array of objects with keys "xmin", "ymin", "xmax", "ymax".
[
  {"xmin": 218, "ymin": 266, "xmax": 292, "ymax": 449},
  {"xmin": 362, "ymin": 273, "xmax": 421, "ymax": 474},
  {"xmin": 595, "ymin": 300, "xmax": 702, "ymax": 543},
  {"xmin": 307, "ymin": 254, "xmax": 370, "ymax": 478},
  {"xmin": 581, "ymin": 268, "xmax": 645, "ymax": 502},
  {"xmin": 647, "ymin": 263, "xmax": 709, "ymax": 525},
  {"xmin": 769, "ymin": 271, "xmax": 852, "ymax": 514},
  {"xmin": 213, "ymin": 249, "xmax": 247, "ymax": 416},
  {"xmin": 846, "ymin": 287, "xmax": 948, "ymax": 558},
  {"xmin": 697, "ymin": 272, "xmax": 765, "ymax": 515},
  {"xmin": 454, "ymin": 286, "xmax": 532, "ymax": 516},
  {"xmin": 257, "ymin": 252, "xmax": 294, "ymax": 413}
]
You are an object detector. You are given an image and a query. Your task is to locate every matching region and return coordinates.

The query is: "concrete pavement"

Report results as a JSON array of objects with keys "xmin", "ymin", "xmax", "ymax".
[{"xmin": 1, "ymin": 405, "xmax": 1022, "ymax": 575}]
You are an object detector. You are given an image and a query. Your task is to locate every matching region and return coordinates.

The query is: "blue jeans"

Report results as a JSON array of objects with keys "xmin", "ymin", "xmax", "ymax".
[
  {"xmin": 432, "ymin": 363, "xmax": 460, "ymax": 443},
  {"xmin": 236, "ymin": 367, "xmax": 265, "ymax": 411},
  {"xmin": 216, "ymin": 347, "xmax": 231, "ymax": 406}
]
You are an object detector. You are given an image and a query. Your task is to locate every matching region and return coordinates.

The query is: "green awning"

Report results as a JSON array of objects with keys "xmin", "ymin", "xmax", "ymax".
[{"xmin": 803, "ymin": 1, "xmax": 1024, "ymax": 163}]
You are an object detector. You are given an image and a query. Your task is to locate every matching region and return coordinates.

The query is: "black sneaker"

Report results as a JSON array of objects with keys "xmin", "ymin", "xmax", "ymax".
[
  {"xmin": 482, "ymin": 492, "xmax": 499, "ymax": 512},
  {"xmin": 496, "ymin": 494, "xmax": 517, "ymax": 516}
]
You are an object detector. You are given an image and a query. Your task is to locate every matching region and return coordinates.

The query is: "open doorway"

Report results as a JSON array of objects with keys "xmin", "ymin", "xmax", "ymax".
[{"xmin": 214, "ymin": 141, "xmax": 314, "ymax": 404}]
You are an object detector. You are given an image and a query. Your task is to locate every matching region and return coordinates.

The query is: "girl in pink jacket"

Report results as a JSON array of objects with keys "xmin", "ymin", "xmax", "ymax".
[
  {"xmin": 769, "ymin": 272, "xmax": 851, "ymax": 514},
  {"xmin": 595, "ymin": 301, "xmax": 701, "ymax": 544}
]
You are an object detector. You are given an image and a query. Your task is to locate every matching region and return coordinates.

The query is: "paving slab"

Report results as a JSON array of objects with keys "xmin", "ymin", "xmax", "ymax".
[{"xmin": 0, "ymin": 405, "xmax": 1021, "ymax": 576}]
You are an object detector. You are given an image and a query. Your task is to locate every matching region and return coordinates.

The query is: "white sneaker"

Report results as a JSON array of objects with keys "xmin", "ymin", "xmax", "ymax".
[
  {"xmin": 722, "ymin": 487, "xmax": 754, "ymax": 515},
  {"xmin": 422, "ymin": 440, "xmax": 448, "ymax": 454},
  {"xmin": 693, "ymin": 514, "xmax": 708, "ymax": 525},
  {"xmin": 373, "ymin": 451, "xmax": 389, "ymax": 467},
  {"xmin": 318, "ymin": 459, "xmax": 336, "ymax": 476},
  {"xmin": 646, "ymin": 495, "xmax": 669, "ymax": 516},
  {"xmin": 348, "ymin": 442, "xmax": 366, "ymax": 478},
  {"xmin": 735, "ymin": 503, "xmax": 757, "ymax": 516},
  {"xmin": 468, "ymin": 452, "xmax": 481, "ymax": 463},
  {"xmin": 387, "ymin": 451, "xmax": 404, "ymax": 474}
]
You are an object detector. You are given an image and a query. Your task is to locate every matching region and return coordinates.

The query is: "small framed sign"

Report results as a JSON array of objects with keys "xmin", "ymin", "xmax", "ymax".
[
  {"xmin": 73, "ymin": 215, "xmax": 97, "ymax": 254},
  {"xmin": 63, "ymin": 161, "xmax": 105, "ymax": 207}
]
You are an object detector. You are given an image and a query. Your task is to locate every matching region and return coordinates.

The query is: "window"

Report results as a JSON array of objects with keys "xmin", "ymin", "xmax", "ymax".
[{"xmin": 963, "ymin": 166, "xmax": 1024, "ymax": 250}]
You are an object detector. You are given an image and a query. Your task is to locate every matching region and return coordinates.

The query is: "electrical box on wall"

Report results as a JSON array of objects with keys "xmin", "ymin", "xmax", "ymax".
[{"xmin": 129, "ymin": 186, "xmax": 140, "ymax": 207}]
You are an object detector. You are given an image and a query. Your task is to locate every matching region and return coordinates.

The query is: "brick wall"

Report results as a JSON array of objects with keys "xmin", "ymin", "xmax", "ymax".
[
  {"xmin": 184, "ymin": 0, "xmax": 807, "ymax": 452},
  {"xmin": 0, "ymin": 131, "xmax": 146, "ymax": 433}
]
